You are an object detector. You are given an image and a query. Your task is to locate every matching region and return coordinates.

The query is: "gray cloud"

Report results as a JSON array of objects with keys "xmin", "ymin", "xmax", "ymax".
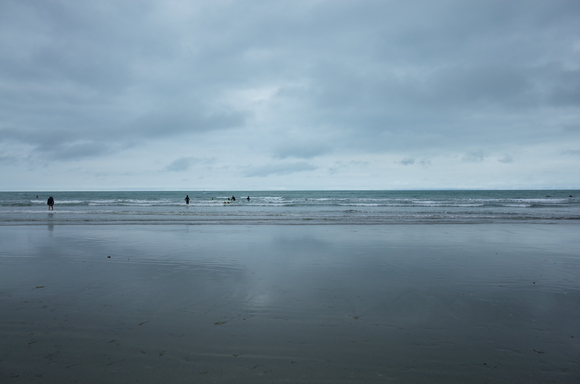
[
  {"xmin": 0, "ymin": 155, "xmax": 19, "ymax": 165},
  {"xmin": 462, "ymin": 151, "xmax": 487, "ymax": 163},
  {"xmin": 164, "ymin": 157, "xmax": 216, "ymax": 172},
  {"xmin": 130, "ymin": 109, "xmax": 248, "ymax": 138},
  {"xmin": 164, "ymin": 157, "xmax": 197, "ymax": 172},
  {"xmin": 38, "ymin": 141, "xmax": 115, "ymax": 161},
  {"xmin": 1, "ymin": 0, "xmax": 579, "ymax": 189},
  {"xmin": 562, "ymin": 125, "xmax": 580, "ymax": 133},
  {"xmin": 273, "ymin": 143, "xmax": 331, "ymax": 159},
  {"xmin": 398, "ymin": 158, "xmax": 431, "ymax": 167},
  {"xmin": 498, "ymin": 154, "xmax": 515, "ymax": 163},
  {"xmin": 245, "ymin": 162, "xmax": 317, "ymax": 177},
  {"xmin": 328, "ymin": 161, "xmax": 368, "ymax": 175}
]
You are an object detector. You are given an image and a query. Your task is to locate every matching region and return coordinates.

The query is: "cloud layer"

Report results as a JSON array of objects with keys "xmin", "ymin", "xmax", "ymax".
[{"xmin": 1, "ymin": 0, "xmax": 579, "ymax": 190}]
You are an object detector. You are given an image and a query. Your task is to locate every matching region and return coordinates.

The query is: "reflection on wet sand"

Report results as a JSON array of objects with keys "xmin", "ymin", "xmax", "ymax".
[{"xmin": 0, "ymin": 224, "xmax": 579, "ymax": 383}]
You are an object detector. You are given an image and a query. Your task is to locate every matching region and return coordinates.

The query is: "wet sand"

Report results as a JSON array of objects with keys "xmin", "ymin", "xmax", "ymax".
[{"xmin": 1, "ymin": 224, "xmax": 579, "ymax": 383}]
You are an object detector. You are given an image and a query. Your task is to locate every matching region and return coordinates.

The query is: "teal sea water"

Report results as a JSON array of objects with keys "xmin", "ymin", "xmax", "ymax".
[{"xmin": 1, "ymin": 190, "xmax": 578, "ymax": 224}]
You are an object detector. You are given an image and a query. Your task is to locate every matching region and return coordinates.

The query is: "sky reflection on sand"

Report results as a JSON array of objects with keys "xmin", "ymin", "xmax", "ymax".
[{"xmin": 1, "ymin": 224, "xmax": 579, "ymax": 383}]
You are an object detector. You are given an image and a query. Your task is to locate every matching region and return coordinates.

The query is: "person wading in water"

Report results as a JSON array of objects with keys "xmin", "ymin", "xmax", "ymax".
[{"xmin": 47, "ymin": 196, "xmax": 54, "ymax": 210}]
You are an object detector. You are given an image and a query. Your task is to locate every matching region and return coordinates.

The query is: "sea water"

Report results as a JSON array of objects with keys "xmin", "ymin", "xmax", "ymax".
[{"xmin": 0, "ymin": 190, "xmax": 578, "ymax": 224}]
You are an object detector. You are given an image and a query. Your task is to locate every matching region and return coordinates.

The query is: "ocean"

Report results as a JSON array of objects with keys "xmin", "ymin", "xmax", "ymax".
[{"xmin": 1, "ymin": 190, "xmax": 579, "ymax": 224}]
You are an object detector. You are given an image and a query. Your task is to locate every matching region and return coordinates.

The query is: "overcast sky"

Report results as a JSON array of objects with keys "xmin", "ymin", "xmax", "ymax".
[{"xmin": 1, "ymin": 0, "xmax": 579, "ymax": 191}]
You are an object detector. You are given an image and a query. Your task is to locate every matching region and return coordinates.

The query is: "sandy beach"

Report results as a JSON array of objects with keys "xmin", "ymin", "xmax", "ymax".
[{"xmin": 1, "ymin": 223, "xmax": 579, "ymax": 383}]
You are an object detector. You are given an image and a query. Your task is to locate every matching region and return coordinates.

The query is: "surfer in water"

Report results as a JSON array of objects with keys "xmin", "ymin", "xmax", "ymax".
[{"xmin": 184, "ymin": 195, "xmax": 190, "ymax": 205}]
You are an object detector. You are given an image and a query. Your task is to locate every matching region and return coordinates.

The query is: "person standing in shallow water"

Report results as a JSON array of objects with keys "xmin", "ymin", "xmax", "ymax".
[
  {"xmin": 47, "ymin": 196, "xmax": 54, "ymax": 210},
  {"xmin": 184, "ymin": 195, "xmax": 190, "ymax": 205}
]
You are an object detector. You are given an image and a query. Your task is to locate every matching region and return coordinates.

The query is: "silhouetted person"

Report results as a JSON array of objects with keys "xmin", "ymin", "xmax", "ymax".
[
  {"xmin": 47, "ymin": 196, "xmax": 54, "ymax": 210},
  {"xmin": 185, "ymin": 195, "xmax": 190, "ymax": 204},
  {"xmin": 247, "ymin": 196, "xmax": 250, "ymax": 201},
  {"xmin": 231, "ymin": 196, "xmax": 236, "ymax": 201}
]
